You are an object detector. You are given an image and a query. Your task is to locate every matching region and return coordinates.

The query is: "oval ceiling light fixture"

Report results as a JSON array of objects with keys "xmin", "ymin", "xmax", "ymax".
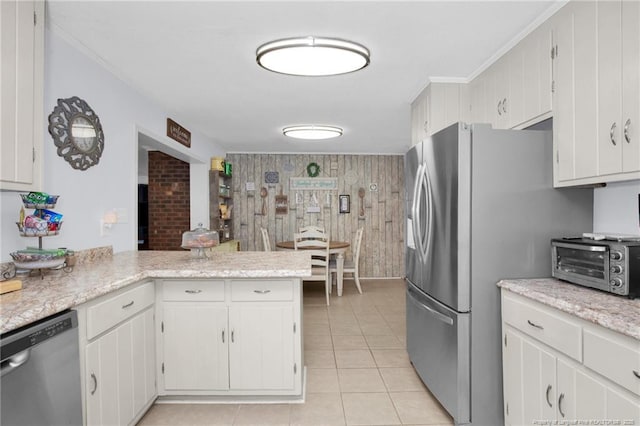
[
  {"xmin": 283, "ymin": 125, "xmax": 343, "ymax": 140},
  {"xmin": 257, "ymin": 36, "xmax": 370, "ymax": 76}
]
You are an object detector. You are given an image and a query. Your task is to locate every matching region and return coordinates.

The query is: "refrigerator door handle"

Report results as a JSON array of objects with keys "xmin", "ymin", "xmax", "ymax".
[
  {"xmin": 407, "ymin": 287, "xmax": 454, "ymax": 326},
  {"xmin": 413, "ymin": 163, "xmax": 426, "ymax": 262},
  {"xmin": 422, "ymin": 163, "xmax": 434, "ymax": 263}
]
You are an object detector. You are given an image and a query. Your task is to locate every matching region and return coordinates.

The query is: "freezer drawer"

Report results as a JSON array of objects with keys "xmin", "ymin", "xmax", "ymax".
[{"xmin": 406, "ymin": 282, "xmax": 470, "ymax": 424}]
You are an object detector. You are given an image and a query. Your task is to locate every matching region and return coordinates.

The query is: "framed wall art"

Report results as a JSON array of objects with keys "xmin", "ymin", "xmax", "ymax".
[{"xmin": 339, "ymin": 194, "xmax": 350, "ymax": 214}]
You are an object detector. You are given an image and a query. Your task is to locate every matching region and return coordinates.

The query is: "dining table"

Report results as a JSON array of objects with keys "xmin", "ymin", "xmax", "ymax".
[{"xmin": 275, "ymin": 240, "xmax": 350, "ymax": 296}]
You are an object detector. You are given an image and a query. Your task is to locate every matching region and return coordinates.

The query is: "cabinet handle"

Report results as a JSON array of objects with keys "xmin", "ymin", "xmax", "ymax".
[
  {"xmin": 558, "ymin": 393, "xmax": 565, "ymax": 418},
  {"xmin": 497, "ymin": 100, "xmax": 503, "ymax": 116},
  {"xmin": 633, "ymin": 370, "xmax": 640, "ymax": 379},
  {"xmin": 527, "ymin": 319, "xmax": 544, "ymax": 330},
  {"xmin": 610, "ymin": 122, "xmax": 617, "ymax": 146},
  {"xmin": 423, "ymin": 121, "xmax": 428, "ymax": 133},
  {"xmin": 90, "ymin": 373, "xmax": 97, "ymax": 395},
  {"xmin": 121, "ymin": 301, "xmax": 134, "ymax": 309},
  {"xmin": 624, "ymin": 119, "xmax": 631, "ymax": 144},
  {"xmin": 231, "ymin": 330, "xmax": 235, "ymax": 343},
  {"xmin": 222, "ymin": 330, "xmax": 225, "ymax": 343},
  {"xmin": 545, "ymin": 384, "xmax": 553, "ymax": 407},
  {"xmin": 502, "ymin": 98, "xmax": 507, "ymax": 113},
  {"xmin": 185, "ymin": 289, "xmax": 202, "ymax": 294},
  {"xmin": 253, "ymin": 289, "xmax": 271, "ymax": 294}
]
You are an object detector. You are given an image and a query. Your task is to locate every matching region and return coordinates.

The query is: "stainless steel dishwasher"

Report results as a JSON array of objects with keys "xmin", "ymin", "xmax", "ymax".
[{"xmin": 1, "ymin": 309, "xmax": 83, "ymax": 425}]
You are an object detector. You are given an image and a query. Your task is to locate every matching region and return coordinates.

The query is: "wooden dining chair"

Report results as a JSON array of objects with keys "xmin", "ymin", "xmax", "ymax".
[
  {"xmin": 260, "ymin": 227, "xmax": 271, "ymax": 251},
  {"xmin": 330, "ymin": 227, "xmax": 364, "ymax": 294},
  {"xmin": 298, "ymin": 225, "xmax": 325, "ymax": 241},
  {"xmin": 294, "ymin": 233, "xmax": 331, "ymax": 305}
]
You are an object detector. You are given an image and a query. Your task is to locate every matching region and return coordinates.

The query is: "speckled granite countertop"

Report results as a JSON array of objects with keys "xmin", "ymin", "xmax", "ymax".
[
  {"xmin": 498, "ymin": 278, "xmax": 640, "ymax": 340},
  {"xmin": 0, "ymin": 251, "xmax": 311, "ymax": 334}
]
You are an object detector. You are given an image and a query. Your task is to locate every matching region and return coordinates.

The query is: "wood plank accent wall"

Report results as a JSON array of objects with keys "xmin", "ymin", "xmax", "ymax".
[{"xmin": 225, "ymin": 154, "xmax": 405, "ymax": 278}]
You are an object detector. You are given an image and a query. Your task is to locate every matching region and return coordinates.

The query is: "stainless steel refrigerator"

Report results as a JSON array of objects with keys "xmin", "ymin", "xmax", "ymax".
[{"xmin": 405, "ymin": 123, "xmax": 593, "ymax": 426}]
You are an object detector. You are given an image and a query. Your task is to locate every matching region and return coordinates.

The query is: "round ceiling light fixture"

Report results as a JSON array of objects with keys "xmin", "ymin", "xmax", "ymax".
[
  {"xmin": 283, "ymin": 125, "xmax": 343, "ymax": 140},
  {"xmin": 256, "ymin": 36, "xmax": 370, "ymax": 76}
]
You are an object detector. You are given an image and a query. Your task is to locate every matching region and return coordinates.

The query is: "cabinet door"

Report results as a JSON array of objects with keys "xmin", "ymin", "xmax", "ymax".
[
  {"xmin": 597, "ymin": 0, "xmax": 623, "ymax": 176},
  {"xmin": 470, "ymin": 75, "xmax": 486, "ymax": 124},
  {"xmin": 556, "ymin": 358, "xmax": 577, "ymax": 421},
  {"xmin": 522, "ymin": 338, "xmax": 557, "ymax": 424},
  {"xmin": 574, "ymin": 369, "xmax": 640, "ymax": 423},
  {"xmin": 502, "ymin": 329, "xmax": 524, "ymax": 425},
  {"xmin": 494, "ymin": 57, "xmax": 509, "ymax": 129},
  {"xmin": 163, "ymin": 303, "xmax": 229, "ymax": 390},
  {"xmin": 522, "ymin": 22, "xmax": 553, "ymax": 123},
  {"xmin": 86, "ymin": 329, "xmax": 120, "ymax": 426},
  {"xmin": 85, "ymin": 308, "xmax": 155, "ymax": 426},
  {"xmin": 0, "ymin": 0, "xmax": 42, "ymax": 191},
  {"xmin": 229, "ymin": 304, "xmax": 295, "ymax": 390},
  {"xmin": 131, "ymin": 308, "xmax": 155, "ymax": 417},
  {"xmin": 508, "ymin": 47, "xmax": 525, "ymax": 128},
  {"xmin": 622, "ymin": 0, "xmax": 640, "ymax": 173}
]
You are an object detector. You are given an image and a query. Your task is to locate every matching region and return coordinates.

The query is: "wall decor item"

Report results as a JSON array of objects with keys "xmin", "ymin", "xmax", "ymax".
[
  {"xmin": 369, "ymin": 182, "xmax": 378, "ymax": 192},
  {"xmin": 283, "ymin": 161, "xmax": 295, "ymax": 173},
  {"xmin": 260, "ymin": 187, "xmax": 268, "ymax": 216},
  {"xmin": 48, "ymin": 96, "xmax": 104, "ymax": 171},
  {"xmin": 275, "ymin": 188, "xmax": 288, "ymax": 215},
  {"xmin": 166, "ymin": 118, "xmax": 191, "ymax": 147},
  {"xmin": 295, "ymin": 192, "xmax": 303, "ymax": 204},
  {"xmin": 339, "ymin": 194, "xmax": 350, "ymax": 213},
  {"xmin": 344, "ymin": 169, "xmax": 358, "ymax": 185},
  {"xmin": 358, "ymin": 187, "xmax": 366, "ymax": 217},
  {"xmin": 306, "ymin": 162, "xmax": 320, "ymax": 177},
  {"xmin": 245, "ymin": 182, "xmax": 255, "ymax": 191},
  {"xmin": 265, "ymin": 171, "xmax": 279, "ymax": 184},
  {"xmin": 290, "ymin": 177, "xmax": 338, "ymax": 190}
]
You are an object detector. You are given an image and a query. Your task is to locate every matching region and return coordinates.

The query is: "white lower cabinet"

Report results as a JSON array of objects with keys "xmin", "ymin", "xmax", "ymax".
[
  {"xmin": 162, "ymin": 303, "xmax": 229, "ymax": 391},
  {"xmin": 501, "ymin": 290, "xmax": 640, "ymax": 426},
  {"xmin": 80, "ymin": 283, "xmax": 156, "ymax": 426},
  {"xmin": 158, "ymin": 278, "xmax": 303, "ymax": 397},
  {"xmin": 228, "ymin": 304, "xmax": 295, "ymax": 391}
]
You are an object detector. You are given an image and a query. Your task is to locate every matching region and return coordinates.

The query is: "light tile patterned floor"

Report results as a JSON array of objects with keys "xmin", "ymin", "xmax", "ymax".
[{"xmin": 138, "ymin": 278, "xmax": 453, "ymax": 426}]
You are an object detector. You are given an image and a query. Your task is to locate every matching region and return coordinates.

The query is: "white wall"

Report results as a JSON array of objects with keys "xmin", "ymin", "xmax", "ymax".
[
  {"xmin": 0, "ymin": 28, "xmax": 224, "ymax": 261},
  {"xmin": 593, "ymin": 180, "xmax": 640, "ymax": 235}
]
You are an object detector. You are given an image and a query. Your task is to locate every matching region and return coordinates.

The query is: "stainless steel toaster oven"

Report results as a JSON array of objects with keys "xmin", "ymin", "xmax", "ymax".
[{"xmin": 551, "ymin": 238, "xmax": 640, "ymax": 298}]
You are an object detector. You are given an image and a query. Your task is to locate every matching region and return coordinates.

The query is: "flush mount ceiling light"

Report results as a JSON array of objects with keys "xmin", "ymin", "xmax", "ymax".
[
  {"xmin": 256, "ymin": 36, "xmax": 370, "ymax": 76},
  {"xmin": 283, "ymin": 125, "xmax": 343, "ymax": 140}
]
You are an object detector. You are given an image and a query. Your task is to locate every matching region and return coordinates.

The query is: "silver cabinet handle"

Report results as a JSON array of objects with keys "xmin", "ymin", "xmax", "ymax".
[
  {"xmin": 90, "ymin": 373, "xmax": 98, "ymax": 395},
  {"xmin": 502, "ymin": 98, "xmax": 507, "ymax": 113},
  {"xmin": 610, "ymin": 122, "xmax": 617, "ymax": 146},
  {"xmin": 185, "ymin": 289, "xmax": 202, "ymax": 294},
  {"xmin": 231, "ymin": 330, "xmax": 235, "ymax": 342},
  {"xmin": 624, "ymin": 118, "xmax": 631, "ymax": 144},
  {"xmin": 527, "ymin": 319, "xmax": 544, "ymax": 330},
  {"xmin": 423, "ymin": 120, "xmax": 428, "ymax": 134},
  {"xmin": 222, "ymin": 330, "xmax": 225, "ymax": 343},
  {"xmin": 545, "ymin": 385, "xmax": 553, "ymax": 407},
  {"xmin": 253, "ymin": 289, "xmax": 271, "ymax": 294},
  {"xmin": 122, "ymin": 301, "xmax": 134, "ymax": 309},
  {"xmin": 558, "ymin": 393, "xmax": 565, "ymax": 418},
  {"xmin": 497, "ymin": 100, "xmax": 503, "ymax": 115},
  {"xmin": 633, "ymin": 370, "xmax": 640, "ymax": 379}
]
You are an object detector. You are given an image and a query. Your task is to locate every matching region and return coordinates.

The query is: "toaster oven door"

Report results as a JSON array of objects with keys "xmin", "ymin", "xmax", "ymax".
[{"xmin": 552, "ymin": 242, "xmax": 610, "ymax": 291}]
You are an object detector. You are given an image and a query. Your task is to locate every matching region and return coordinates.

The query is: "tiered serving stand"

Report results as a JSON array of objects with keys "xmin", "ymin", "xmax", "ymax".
[{"xmin": 13, "ymin": 194, "xmax": 71, "ymax": 278}]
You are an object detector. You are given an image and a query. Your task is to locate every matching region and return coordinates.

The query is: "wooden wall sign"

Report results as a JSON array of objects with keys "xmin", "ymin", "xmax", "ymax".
[
  {"xmin": 290, "ymin": 177, "xmax": 337, "ymax": 190},
  {"xmin": 166, "ymin": 118, "xmax": 191, "ymax": 147},
  {"xmin": 275, "ymin": 194, "xmax": 288, "ymax": 215}
]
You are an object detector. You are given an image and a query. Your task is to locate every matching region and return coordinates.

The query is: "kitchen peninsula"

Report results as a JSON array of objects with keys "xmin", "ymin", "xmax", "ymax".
[{"xmin": 0, "ymin": 250, "xmax": 311, "ymax": 426}]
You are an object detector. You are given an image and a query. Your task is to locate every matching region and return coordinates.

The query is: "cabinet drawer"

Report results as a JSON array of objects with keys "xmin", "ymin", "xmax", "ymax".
[
  {"xmin": 163, "ymin": 280, "xmax": 225, "ymax": 302},
  {"xmin": 87, "ymin": 282, "xmax": 154, "ymax": 340},
  {"xmin": 584, "ymin": 328, "xmax": 640, "ymax": 397},
  {"xmin": 502, "ymin": 293, "xmax": 582, "ymax": 361},
  {"xmin": 231, "ymin": 280, "xmax": 293, "ymax": 302}
]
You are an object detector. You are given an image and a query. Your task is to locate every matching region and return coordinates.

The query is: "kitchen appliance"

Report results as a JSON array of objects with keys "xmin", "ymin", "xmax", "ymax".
[
  {"xmin": 405, "ymin": 123, "xmax": 593, "ymax": 425},
  {"xmin": 1, "ymin": 310, "xmax": 83, "ymax": 426},
  {"xmin": 552, "ymin": 237, "xmax": 640, "ymax": 298}
]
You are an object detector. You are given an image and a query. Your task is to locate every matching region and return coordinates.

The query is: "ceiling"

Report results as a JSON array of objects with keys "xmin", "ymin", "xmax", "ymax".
[{"xmin": 47, "ymin": 1, "xmax": 559, "ymax": 155}]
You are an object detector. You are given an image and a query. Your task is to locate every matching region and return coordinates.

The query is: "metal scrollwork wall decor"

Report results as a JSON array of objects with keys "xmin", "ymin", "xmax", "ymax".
[{"xmin": 48, "ymin": 96, "xmax": 104, "ymax": 171}]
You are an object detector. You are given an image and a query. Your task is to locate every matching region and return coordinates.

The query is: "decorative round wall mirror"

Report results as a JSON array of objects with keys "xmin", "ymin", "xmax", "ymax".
[{"xmin": 48, "ymin": 96, "xmax": 104, "ymax": 170}]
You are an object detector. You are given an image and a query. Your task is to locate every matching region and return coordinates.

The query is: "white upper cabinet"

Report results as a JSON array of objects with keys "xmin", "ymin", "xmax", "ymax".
[
  {"xmin": 0, "ymin": 0, "xmax": 43, "ymax": 191},
  {"xmin": 552, "ymin": 0, "xmax": 640, "ymax": 187},
  {"xmin": 411, "ymin": 82, "xmax": 465, "ymax": 141},
  {"xmin": 469, "ymin": 21, "xmax": 553, "ymax": 131}
]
